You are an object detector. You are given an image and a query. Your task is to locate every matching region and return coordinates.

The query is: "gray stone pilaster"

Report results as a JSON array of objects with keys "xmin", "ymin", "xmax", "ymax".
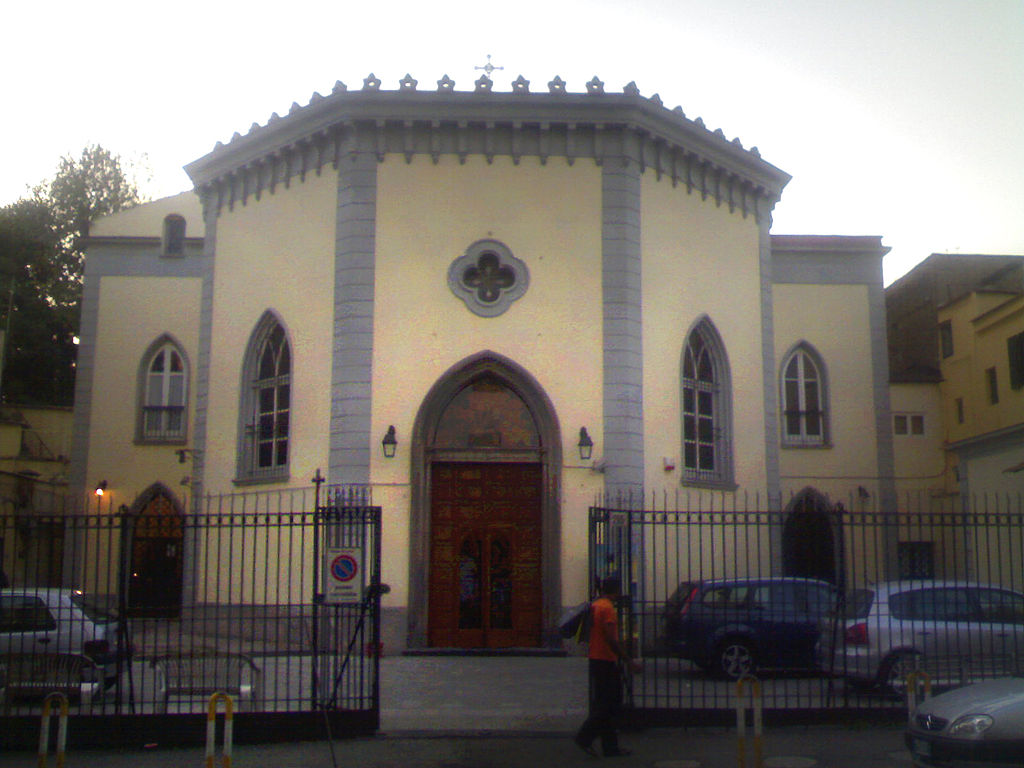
[
  {"xmin": 67, "ymin": 261, "xmax": 101, "ymax": 504},
  {"xmin": 601, "ymin": 138, "xmax": 644, "ymax": 499},
  {"xmin": 758, "ymin": 202, "xmax": 781, "ymax": 504},
  {"xmin": 869, "ymin": 275, "xmax": 899, "ymax": 577},
  {"xmin": 330, "ymin": 146, "xmax": 378, "ymax": 485},
  {"xmin": 190, "ymin": 194, "xmax": 218, "ymax": 512},
  {"xmin": 869, "ymin": 280, "xmax": 897, "ymax": 510}
]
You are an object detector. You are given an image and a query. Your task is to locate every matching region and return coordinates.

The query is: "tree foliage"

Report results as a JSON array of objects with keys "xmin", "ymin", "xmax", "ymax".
[{"xmin": 0, "ymin": 145, "xmax": 143, "ymax": 405}]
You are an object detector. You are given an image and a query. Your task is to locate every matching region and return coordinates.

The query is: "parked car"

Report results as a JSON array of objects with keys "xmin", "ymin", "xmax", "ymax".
[
  {"xmin": 663, "ymin": 576, "xmax": 836, "ymax": 678},
  {"xmin": 818, "ymin": 581, "xmax": 1024, "ymax": 692},
  {"xmin": 907, "ymin": 677, "xmax": 1024, "ymax": 767},
  {"xmin": 0, "ymin": 588, "xmax": 122, "ymax": 689}
]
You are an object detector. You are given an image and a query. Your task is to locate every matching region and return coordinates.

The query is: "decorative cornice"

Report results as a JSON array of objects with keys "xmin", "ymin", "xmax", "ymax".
[
  {"xmin": 187, "ymin": 75, "xmax": 791, "ymax": 220},
  {"xmin": 770, "ymin": 235, "xmax": 889, "ymax": 286},
  {"xmin": 84, "ymin": 235, "xmax": 205, "ymax": 248},
  {"xmin": 770, "ymin": 234, "xmax": 891, "ymax": 256},
  {"xmin": 948, "ymin": 421, "xmax": 1024, "ymax": 458}
]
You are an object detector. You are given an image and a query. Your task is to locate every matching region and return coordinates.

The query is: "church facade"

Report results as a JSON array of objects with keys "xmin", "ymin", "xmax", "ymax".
[{"xmin": 69, "ymin": 74, "xmax": 893, "ymax": 650}]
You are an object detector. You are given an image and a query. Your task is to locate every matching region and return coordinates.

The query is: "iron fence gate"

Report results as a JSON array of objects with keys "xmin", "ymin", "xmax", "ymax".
[
  {"xmin": 0, "ymin": 483, "xmax": 382, "ymax": 749},
  {"xmin": 589, "ymin": 491, "xmax": 1024, "ymax": 725},
  {"xmin": 311, "ymin": 485, "xmax": 383, "ymax": 719}
]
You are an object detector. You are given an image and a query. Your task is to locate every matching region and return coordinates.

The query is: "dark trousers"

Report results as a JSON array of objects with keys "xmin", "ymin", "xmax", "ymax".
[{"xmin": 576, "ymin": 659, "xmax": 622, "ymax": 755}]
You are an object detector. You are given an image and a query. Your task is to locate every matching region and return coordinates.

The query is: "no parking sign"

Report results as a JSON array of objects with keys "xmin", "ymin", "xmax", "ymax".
[{"xmin": 323, "ymin": 546, "xmax": 364, "ymax": 605}]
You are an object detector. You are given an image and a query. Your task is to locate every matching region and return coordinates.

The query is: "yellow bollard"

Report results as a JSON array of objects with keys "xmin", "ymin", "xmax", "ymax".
[
  {"xmin": 38, "ymin": 692, "xmax": 69, "ymax": 768},
  {"xmin": 205, "ymin": 693, "xmax": 234, "ymax": 768},
  {"xmin": 906, "ymin": 670, "xmax": 932, "ymax": 723},
  {"xmin": 735, "ymin": 675, "xmax": 764, "ymax": 768}
]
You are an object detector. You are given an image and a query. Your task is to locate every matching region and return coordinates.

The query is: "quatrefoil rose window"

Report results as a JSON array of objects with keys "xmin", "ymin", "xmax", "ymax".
[{"xmin": 448, "ymin": 240, "xmax": 529, "ymax": 317}]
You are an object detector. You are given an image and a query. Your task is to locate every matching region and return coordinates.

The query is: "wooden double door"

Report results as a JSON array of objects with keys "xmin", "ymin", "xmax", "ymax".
[
  {"xmin": 127, "ymin": 493, "xmax": 184, "ymax": 618},
  {"xmin": 428, "ymin": 462, "xmax": 543, "ymax": 648}
]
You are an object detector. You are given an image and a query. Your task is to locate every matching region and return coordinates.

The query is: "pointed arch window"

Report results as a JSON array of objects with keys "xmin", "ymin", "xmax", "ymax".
[
  {"xmin": 781, "ymin": 345, "xmax": 829, "ymax": 447},
  {"xmin": 237, "ymin": 314, "xmax": 291, "ymax": 483},
  {"xmin": 680, "ymin": 319, "xmax": 733, "ymax": 487},
  {"xmin": 138, "ymin": 337, "xmax": 188, "ymax": 443}
]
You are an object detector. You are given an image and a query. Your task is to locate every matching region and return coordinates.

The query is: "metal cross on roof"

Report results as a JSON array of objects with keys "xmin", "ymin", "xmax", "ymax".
[{"xmin": 475, "ymin": 55, "xmax": 504, "ymax": 78}]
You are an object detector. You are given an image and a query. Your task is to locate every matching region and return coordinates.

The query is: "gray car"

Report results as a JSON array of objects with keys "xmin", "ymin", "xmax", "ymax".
[
  {"xmin": 907, "ymin": 677, "xmax": 1024, "ymax": 767},
  {"xmin": 819, "ymin": 581, "xmax": 1024, "ymax": 692},
  {"xmin": 0, "ymin": 588, "xmax": 121, "ymax": 688}
]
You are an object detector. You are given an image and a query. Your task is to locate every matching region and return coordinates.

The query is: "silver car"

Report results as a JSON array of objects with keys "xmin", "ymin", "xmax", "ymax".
[
  {"xmin": 819, "ymin": 581, "xmax": 1024, "ymax": 691},
  {"xmin": 908, "ymin": 677, "xmax": 1024, "ymax": 767},
  {"xmin": 0, "ymin": 588, "xmax": 121, "ymax": 687}
]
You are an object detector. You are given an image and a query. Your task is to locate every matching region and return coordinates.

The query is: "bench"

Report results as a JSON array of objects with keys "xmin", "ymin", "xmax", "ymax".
[
  {"xmin": 151, "ymin": 651, "xmax": 260, "ymax": 713},
  {"xmin": 0, "ymin": 653, "xmax": 101, "ymax": 713}
]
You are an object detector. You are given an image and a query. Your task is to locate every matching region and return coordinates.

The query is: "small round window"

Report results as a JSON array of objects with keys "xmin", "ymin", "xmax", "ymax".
[{"xmin": 448, "ymin": 239, "xmax": 529, "ymax": 317}]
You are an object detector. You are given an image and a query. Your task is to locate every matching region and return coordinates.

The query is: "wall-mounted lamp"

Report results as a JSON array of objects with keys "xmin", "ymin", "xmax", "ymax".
[
  {"xmin": 94, "ymin": 480, "xmax": 108, "ymax": 497},
  {"xmin": 577, "ymin": 427, "xmax": 594, "ymax": 461},
  {"xmin": 177, "ymin": 448, "xmax": 202, "ymax": 464},
  {"xmin": 382, "ymin": 425, "xmax": 398, "ymax": 459}
]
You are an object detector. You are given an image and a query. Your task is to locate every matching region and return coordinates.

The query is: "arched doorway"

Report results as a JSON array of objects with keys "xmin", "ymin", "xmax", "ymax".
[
  {"xmin": 409, "ymin": 353, "xmax": 562, "ymax": 649},
  {"xmin": 783, "ymin": 489, "xmax": 837, "ymax": 584},
  {"xmin": 125, "ymin": 484, "xmax": 185, "ymax": 618}
]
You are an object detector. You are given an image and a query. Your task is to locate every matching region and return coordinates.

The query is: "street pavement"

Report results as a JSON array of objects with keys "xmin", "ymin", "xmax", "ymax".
[{"xmin": 1, "ymin": 655, "xmax": 913, "ymax": 767}]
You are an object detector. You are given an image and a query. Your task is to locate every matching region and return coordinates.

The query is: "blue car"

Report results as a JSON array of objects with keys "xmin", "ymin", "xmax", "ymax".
[{"xmin": 663, "ymin": 577, "xmax": 837, "ymax": 678}]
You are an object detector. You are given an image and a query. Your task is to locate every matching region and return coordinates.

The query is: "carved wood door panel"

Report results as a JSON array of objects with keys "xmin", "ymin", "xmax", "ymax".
[
  {"xmin": 428, "ymin": 462, "xmax": 542, "ymax": 648},
  {"xmin": 127, "ymin": 494, "xmax": 184, "ymax": 618}
]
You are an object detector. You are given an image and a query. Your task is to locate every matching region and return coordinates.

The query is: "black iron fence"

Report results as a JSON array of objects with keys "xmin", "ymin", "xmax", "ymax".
[
  {"xmin": 0, "ymin": 483, "xmax": 382, "ymax": 748},
  {"xmin": 590, "ymin": 491, "xmax": 1024, "ymax": 723}
]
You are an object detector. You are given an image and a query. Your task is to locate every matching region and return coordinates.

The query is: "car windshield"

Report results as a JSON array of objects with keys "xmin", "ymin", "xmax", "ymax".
[
  {"xmin": 669, "ymin": 582, "xmax": 699, "ymax": 605},
  {"xmin": 843, "ymin": 588, "xmax": 874, "ymax": 618},
  {"xmin": 70, "ymin": 593, "xmax": 118, "ymax": 623}
]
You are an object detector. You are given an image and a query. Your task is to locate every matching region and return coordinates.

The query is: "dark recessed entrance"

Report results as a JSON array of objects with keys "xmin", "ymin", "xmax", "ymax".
[
  {"xmin": 126, "ymin": 487, "xmax": 184, "ymax": 618},
  {"xmin": 782, "ymin": 490, "xmax": 837, "ymax": 584}
]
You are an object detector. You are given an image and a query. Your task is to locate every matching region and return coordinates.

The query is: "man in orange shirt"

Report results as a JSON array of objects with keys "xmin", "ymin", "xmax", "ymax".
[{"xmin": 574, "ymin": 575, "xmax": 637, "ymax": 757}]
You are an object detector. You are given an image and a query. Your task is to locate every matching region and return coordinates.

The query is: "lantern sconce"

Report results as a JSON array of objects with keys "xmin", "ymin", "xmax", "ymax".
[
  {"xmin": 577, "ymin": 427, "xmax": 594, "ymax": 461},
  {"xmin": 177, "ymin": 448, "xmax": 202, "ymax": 464},
  {"xmin": 382, "ymin": 425, "xmax": 398, "ymax": 459},
  {"xmin": 94, "ymin": 480, "xmax": 108, "ymax": 497}
]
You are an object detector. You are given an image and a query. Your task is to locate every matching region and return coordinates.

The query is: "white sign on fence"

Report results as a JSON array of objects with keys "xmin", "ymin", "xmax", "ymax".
[{"xmin": 323, "ymin": 546, "xmax": 364, "ymax": 605}]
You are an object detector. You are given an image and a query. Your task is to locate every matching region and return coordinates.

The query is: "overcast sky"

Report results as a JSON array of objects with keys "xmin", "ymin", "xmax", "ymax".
[{"xmin": 3, "ymin": 0, "xmax": 1021, "ymax": 284}]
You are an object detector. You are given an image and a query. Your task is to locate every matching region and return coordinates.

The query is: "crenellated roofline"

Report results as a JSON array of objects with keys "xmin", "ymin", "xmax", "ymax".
[{"xmin": 186, "ymin": 74, "xmax": 791, "ymax": 221}]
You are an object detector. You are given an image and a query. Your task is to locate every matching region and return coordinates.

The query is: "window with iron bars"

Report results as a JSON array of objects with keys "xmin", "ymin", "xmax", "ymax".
[
  {"xmin": 140, "ymin": 341, "xmax": 187, "ymax": 442},
  {"xmin": 781, "ymin": 347, "xmax": 828, "ymax": 447}
]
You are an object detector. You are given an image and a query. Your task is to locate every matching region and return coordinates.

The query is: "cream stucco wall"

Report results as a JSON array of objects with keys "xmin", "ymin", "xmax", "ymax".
[
  {"xmin": 889, "ymin": 382, "xmax": 947, "ymax": 502},
  {"xmin": 202, "ymin": 171, "xmax": 337, "ymax": 492},
  {"xmin": 641, "ymin": 173, "xmax": 766, "ymax": 495},
  {"xmin": 85, "ymin": 276, "xmax": 201, "ymax": 506},
  {"xmin": 19, "ymin": 407, "xmax": 74, "ymax": 460},
  {"xmin": 91, "ymin": 192, "xmax": 203, "ymax": 238},
  {"xmin": 372, "ymin": 155, "xmax": 605, "ymax": 605},
  {"xmin": 774, "ymin": 283, "xmax": 880, "ymax": 503},
  {"xmin": 962, "ymin": 449, "xmax": 1024, "ymax": 499}
]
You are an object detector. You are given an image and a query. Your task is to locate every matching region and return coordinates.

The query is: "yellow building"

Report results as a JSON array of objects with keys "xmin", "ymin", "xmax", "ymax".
[
  {"xmin": 0, "ymin": 405, "xmax": 72, "ymax": 586},
  {"xmin": 70, "ymin": 74, "xmax": 894, "ymax": 651},
  {"xmin": 938, "ymin": 263, "xmax": 1024, "ymax": 499}
]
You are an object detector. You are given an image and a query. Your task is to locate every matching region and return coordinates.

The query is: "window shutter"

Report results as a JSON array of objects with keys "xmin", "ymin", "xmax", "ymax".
[{"xmin": 1008, "ymin": 332, "xmax": 1024, "ymax": 390}]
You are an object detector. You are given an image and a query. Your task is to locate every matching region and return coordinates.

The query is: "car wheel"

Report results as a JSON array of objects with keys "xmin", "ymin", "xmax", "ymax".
[
  {"xmin": 880, "ymin": 650, "xmax": 924, "ymax": 694},
  {"xmin": 717, "ymin": 638, "xmax": 756, "ymax": 679}
]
